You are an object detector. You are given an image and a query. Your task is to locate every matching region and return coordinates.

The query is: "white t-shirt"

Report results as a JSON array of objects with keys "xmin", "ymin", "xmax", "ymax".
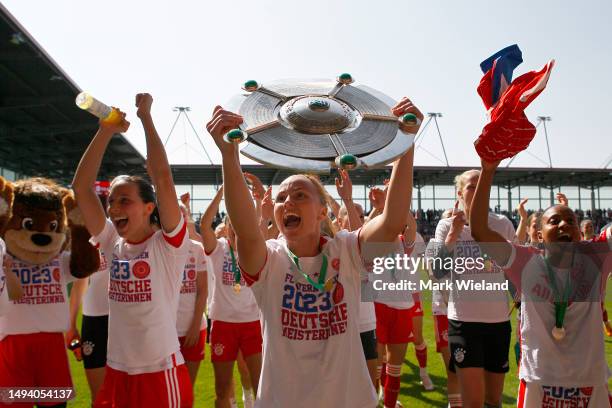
[
  {"xmin": 503, "ymin": 226, "xmax": 612, "ymax": 386},
  {"xmin": 0, "ymin": 252, "xmax": 77, "ymax": 340},
  {"xmin": 434, "ymin": 213, "xmax": 515, "ymax": 322},
  {"xmin": 243, "ymin": 230, "xmax": 377, "ymax": 408},
  {"xmin": 0, "ymin": 239, "xmax": 8, "ymax": 316},
  {"xmin": 176, "ymin": 240, "xmax": 207, "ymax": 336},
  {"xmin": 207, "ymin": 238, "xmax": 259, "ymax": 323},
  {"xmin": 82, "ymin": 250, "xmax": 110, "ymax": 317},
  {"xmin": 91, "ymin": 217, "xmax": 189, "ymax": 375}
]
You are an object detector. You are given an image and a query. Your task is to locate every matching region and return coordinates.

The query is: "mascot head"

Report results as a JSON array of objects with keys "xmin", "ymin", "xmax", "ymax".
[{"xmin": 0, "ymin": 177, "xmax": 69, "ymax": 265}]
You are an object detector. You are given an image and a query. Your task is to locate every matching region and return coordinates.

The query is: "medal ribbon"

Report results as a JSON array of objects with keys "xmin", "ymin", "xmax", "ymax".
[
  {"xmin": 543, "ymin": 256, "xmax": 572, "ymax": 329},
  {"xmin": 286, "ymin": 247, "xmax": 328, "ymax": 293},
  {"xmin": 228, "ymin": 245, "xmax": 241, "ymax": 285}
]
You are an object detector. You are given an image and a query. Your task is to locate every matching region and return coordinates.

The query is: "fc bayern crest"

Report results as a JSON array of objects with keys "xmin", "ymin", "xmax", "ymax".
[
  {"xmin": 52, "ymin": 268, "xmax": 60, "ymax": 282},
  {"xmin": 332, "ymin": 280, "xmax": 344, "ymax": 304},
  {"xmin": 224, "ymin": 75, "xmax": 416, "ymax": 173},
  {"xmin": 132, "ymin": 261, "xmax": 151, "ymax": 279}
]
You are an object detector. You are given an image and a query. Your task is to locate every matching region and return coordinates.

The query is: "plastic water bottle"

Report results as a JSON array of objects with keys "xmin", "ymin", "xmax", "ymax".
[{"xmin": 75, "ymin": 92, "xmax": 121, "ymax": 125}]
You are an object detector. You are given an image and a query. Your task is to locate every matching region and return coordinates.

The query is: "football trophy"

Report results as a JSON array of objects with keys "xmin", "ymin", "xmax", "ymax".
[{"xmin": 223, "ymin": 74, "xmax": 417, "ymax": 173}]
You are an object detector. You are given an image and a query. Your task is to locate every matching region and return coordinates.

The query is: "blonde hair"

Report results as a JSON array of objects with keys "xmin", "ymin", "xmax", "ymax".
[
  {"xmin": 454, "ymin": 169, "xmax": 481, "ymax": 192},
  {"xmin": 302, "ymin": 174, "xmax": 337, "ymax": 238}
]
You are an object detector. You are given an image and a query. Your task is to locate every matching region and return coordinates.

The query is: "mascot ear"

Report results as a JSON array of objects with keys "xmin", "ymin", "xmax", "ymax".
[
  {"xmin": 0, "ymin": 176, "xmax": 14, "ymax": 233},
  {"xmin": 62, "ymin": 190, "xmax": 85, "ymax": 227}
]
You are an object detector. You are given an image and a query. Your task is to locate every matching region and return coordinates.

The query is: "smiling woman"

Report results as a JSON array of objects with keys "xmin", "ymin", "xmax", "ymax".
[
  {"xmin": 204, "ymin": 96, "xmax": 421, "ymax": 408},
  {"xmin": 107, "ymin": 175, "xmax": 160, "ymax": 237},
  {"xmin": 71, "ymin": 93, "xmax": 194, "ymax": 408}
]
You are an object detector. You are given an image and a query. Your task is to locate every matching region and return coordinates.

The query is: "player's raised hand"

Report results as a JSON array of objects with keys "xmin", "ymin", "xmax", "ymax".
[
  {"xmin": 206, "ymin": 106, "xmax": 243, "ymax": 154},
  {"xmin": 517, "ymin": 198, "xmax": 528, "ymax": 220},
  {"xmin": 261, "ymin": 187, "xmax": 274, "ymax": 222},
  {"xmin": 99, "ymin": 108, "xmax": 130, "ymax": 134},
  {"xmin": 135, "ymin": 93, "xmax": 153, "ymax": 119},
  {"xmin": 245, "ymin": 172, "xmax": 265, "ymax": 201},
  {"xmin": 392, "ymin": 97, "xmax": 424, "ymax": 134},
  {"xmin": 556, "ymin": 192, "xmax": 568, "ymax": 207},
  {"xmin": 335, "ymin": 169, "xmax": 353, "ymax": 201},
  {"xmin": 368, "ymin": 187, "xmax": 386, "ymax": 211},
  {"xmin": 447, "ymin": 200, "xmax": 466, "ymax": 243}
]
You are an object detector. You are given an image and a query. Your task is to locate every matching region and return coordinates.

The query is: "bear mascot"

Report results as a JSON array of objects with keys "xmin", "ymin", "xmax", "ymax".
[{"xmin": 0, "ymin": 176, "xmax": 100, "ymax": 408}]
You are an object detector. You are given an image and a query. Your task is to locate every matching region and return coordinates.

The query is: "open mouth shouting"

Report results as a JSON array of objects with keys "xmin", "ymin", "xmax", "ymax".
[
  {"xmin": 555, "ymin": 232, "xmax": 572, "ymax": 242},
  {"xmin": 283, "ymin": 213, "xmax": 301, "ymax": 230},
  {"xmin": 112, "ymin": 216, "xmax": 129, "ymax": 231}
]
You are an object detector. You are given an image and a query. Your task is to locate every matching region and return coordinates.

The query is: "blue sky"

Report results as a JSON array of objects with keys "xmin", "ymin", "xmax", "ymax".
[{"xmin": 4, "ymin": 0, "xmax": 611, "ymax": 168}]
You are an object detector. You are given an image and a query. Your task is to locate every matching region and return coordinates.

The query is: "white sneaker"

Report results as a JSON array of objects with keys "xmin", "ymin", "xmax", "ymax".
[{"xmin": 420, "ymin": 371, "xmax": 434, "ymax": 391}]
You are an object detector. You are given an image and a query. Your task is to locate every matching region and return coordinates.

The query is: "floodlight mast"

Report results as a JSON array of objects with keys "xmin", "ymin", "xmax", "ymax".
[
  {"xmin": 414, "ymin": 112, "xmax": 449, "ymax": 167},
  {"xmin": 537, "ymin": 116, "xmax": 553, "ymax": 168},
  {"xmin": 165, "ymin": 106, "xmax": 213, "ymax": 165}
]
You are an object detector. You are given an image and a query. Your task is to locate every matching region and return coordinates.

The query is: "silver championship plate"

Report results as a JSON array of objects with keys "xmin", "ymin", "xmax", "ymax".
[{"xmin": 224, "ymin": 74, "xmax": 417, "ymax": 173}]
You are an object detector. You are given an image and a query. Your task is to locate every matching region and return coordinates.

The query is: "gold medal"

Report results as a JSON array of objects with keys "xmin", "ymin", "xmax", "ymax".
[
  {"xmin": 233, "ymin": 283, "xmax": 241, "ymax": 294},
  {"xmin": 551, "ymin": 326, "xmax": 565, "ymax": 341},
  {"xmin": 323, "ymin": 278, "xmax": 334, "ymax": 292}
]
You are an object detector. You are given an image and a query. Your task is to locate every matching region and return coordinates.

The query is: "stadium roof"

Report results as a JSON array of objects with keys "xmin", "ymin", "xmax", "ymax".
[
  {"xmin": 170, "ymin": 164, "xmax": 612, "ymax": 188},
  {"xmin": 0, "ymin": 3, "xmax": 145, "ymax": 183}
]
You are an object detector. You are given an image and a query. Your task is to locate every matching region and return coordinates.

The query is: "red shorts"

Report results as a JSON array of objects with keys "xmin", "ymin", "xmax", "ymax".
[
  {"xmin": 374, "ymin": 302, "xmax": 414, "ymax": 344},
  {"xmin": 93, "ymin": 364, "xmax": 193, "ymax": 408},
  {"xmin": 0, "ymin": 333, "xmax": 72, "ymax": 408},
  {"xmin": 433, "ymin": 314, "xmax": 449, "ymax": 352},
  {"xmin": 407, "ymin": 293, "xmax": 424, "ymax": 318},
  {"xmin": 209, "ymin": 320, "xmax": 262, "ymax": 362},
  {"xmin": 178, "ymin": 330, "xmax": 206, "ymax": 362}
]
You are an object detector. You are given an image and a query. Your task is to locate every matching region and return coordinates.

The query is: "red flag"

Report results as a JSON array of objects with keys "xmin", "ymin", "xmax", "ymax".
[{"xmin": 475, "ymin": 60, "xmax": 555, "ymax": 162}]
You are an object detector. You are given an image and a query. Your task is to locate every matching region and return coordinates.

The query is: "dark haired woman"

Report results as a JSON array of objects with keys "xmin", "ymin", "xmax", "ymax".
[{"xmin": 73, "ymin": 94, "xmax": 192, "ymax": 408}]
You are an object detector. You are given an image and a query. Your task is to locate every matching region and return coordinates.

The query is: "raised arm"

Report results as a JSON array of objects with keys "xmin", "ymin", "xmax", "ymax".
[
  {"xmin": 199, "ymin": 186, "xmax": 224, "ymax": 254},
  {"xmin": 327, "ymin": 196, "xmax": 342, "ymax": 221},
  {"xmin": 206, "ymin": 107, "xmax": 267, "ymax": 276},
  {"xmin": 136, "ymin": 93, "xmax": 181, "ymax": 233},
  {"xmin": 469, "ymin": 159, "xmax": 512, "ymax": 265},
  {"xmin": 259, "ymin": 186, "xmax": 278, "ymax": 239},
  {"xmin": 515, "ymin": 198, "xmax": 529, "ymax": 244},
  {"xmin": 245, "ymin": 172, "xmax": 266, "ymax": 227},
  {"xmin": 180, "ymin": 193, "xmax": 201, "ymax": 242},
  {"xmin": 335, "ymin": 170, "xmax": 362, "ymax": 231},
  {"xmin": 365, "ymin": 187, "xmax": 385, "ymax": 224},
  {"xmin": 72, "ymin": 113, "xmax": 130, "ymax": 236},
  {"xmin": 403, "ymin": 210, "xmax": 417, "ymax": 244},
  {"xmin": 360, "ymin": 97, "xmax": 421, "ymax": 245}
]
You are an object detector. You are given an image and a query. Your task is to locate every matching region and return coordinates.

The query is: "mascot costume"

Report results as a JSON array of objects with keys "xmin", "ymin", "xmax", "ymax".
[{"xmin": 0, "ymin": 176, "xmax": 99, "ymax": 407}]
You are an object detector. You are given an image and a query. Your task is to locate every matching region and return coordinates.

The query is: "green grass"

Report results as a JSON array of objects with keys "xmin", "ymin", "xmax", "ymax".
[{"xmin": 66, "ymin": 286, "xmax": 612, "ymax": 407}]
